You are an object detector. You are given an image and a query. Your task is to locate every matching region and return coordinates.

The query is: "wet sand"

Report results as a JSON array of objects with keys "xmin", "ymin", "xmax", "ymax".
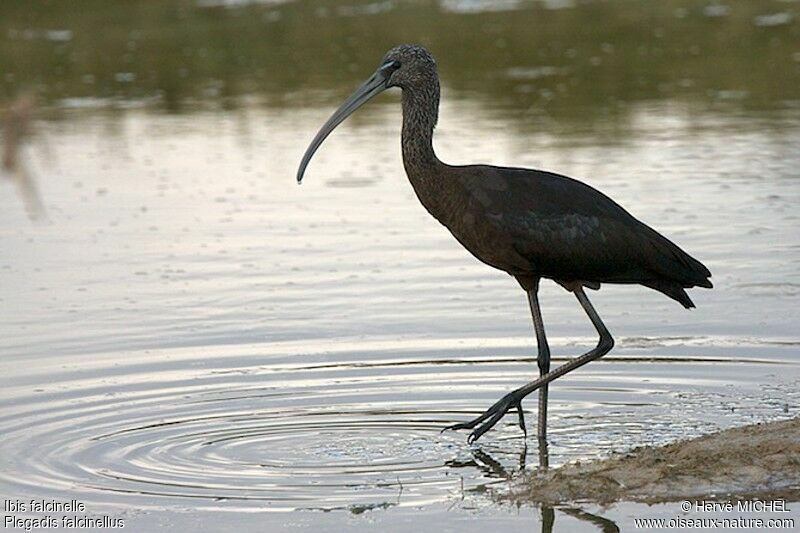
[{"xmin": 511, "ymin": 417, "xmax": 800, "ymax": 505}]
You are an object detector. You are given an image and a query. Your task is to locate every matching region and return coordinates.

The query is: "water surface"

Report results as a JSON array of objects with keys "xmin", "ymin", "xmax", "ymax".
[{"xmin": 1, "ymin": 1, "xmax": 799, "ymax": 531}]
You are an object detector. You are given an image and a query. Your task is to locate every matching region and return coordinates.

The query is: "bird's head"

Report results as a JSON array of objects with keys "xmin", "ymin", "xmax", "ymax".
[
  {"xmin": 296, "ymin": 44, "xmax": 437, "ymax": 183},
  {"xmin": 380, "ymin": 44, "xmax": 438, "ymax": 90}
]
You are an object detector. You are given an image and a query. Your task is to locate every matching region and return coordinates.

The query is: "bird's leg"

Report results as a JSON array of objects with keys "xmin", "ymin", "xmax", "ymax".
[
  {"xmin": 444, "ymin": 286, "xmax": 614, "ymax": 443},
  {"xmin": 527, "ymin": 285, "xmax": 550, "ymax": 440},
  {"xmin": 537, "ymin": 435, "xmax": 550, "ymax": 470}
]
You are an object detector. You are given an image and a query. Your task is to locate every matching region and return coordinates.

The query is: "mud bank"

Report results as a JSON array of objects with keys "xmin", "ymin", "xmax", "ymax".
[{"xmin": 511, "ymin": 417, "xmax": 800, "ymax": 505}]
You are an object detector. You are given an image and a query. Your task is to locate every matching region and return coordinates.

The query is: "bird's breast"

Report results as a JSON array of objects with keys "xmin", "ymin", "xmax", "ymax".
[
  {"xmin": 405, "ymin": 170, "xmax": 534, "ymax": 274},
  {"xmin": 437, "ymin": 197, "xmax": 533, "ymax": 275}
]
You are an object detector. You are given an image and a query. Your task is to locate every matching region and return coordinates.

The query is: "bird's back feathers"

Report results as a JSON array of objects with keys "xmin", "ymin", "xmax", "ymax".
[{"xmin": 428, "ymin": 164, "xmax": 712, "ymax": 306}]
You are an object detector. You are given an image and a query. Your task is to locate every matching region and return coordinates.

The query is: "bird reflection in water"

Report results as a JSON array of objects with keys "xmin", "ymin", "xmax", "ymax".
[
  {"xmin": 2, "ymin": 94, "xmax": 46, "ymax": 220},
  {"xmin": 446, "ymin": 439, "xmax": 618, "ymax": 532}
]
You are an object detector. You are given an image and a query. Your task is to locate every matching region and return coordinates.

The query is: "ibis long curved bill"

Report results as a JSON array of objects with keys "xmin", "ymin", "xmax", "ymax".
[{"xmin": 296, "ymin": 61, "xmax": 398, "ymax": 183}]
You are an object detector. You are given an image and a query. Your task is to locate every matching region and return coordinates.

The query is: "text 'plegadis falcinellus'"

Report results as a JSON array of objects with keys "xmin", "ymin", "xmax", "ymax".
[{"xmin": 297, "ymin": 45, "xmax": 712, "ymax": 444}]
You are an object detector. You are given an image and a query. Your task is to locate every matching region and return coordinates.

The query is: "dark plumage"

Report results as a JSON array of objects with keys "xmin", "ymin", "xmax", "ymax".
[
  {"xmin": 411, "ymin": 164, "xmax": 711, "ymax": 308},
  {"xmin": 297, "ymin": 44, "xmax": 712, "ymax": 443}
]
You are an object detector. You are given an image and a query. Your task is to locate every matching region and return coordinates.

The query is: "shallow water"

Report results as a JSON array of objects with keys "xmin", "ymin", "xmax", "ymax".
[{"xmin": 2, "ymin": 1, "xmax": 800, "ymax": 531}]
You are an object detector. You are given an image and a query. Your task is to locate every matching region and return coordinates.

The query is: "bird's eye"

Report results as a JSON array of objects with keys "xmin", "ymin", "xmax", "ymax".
[{"xmin": 391, "ymin": 61, "xmax": 401, "ymax": 70}]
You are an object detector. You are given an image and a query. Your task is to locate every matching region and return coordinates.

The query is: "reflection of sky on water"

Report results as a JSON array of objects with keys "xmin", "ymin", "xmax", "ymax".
[{"xmin": 2, "ymin": 100, "xmax": 798, "ymax": 357}]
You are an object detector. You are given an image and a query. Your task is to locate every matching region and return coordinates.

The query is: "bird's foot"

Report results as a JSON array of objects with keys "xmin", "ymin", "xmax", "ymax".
[{"xmin": 442, "ymin": 391, "xmax": 526, "ymax": 443}]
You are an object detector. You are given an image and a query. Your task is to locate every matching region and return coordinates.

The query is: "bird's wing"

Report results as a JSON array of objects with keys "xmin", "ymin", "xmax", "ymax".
[{"xmin": 461, "ymin": 166, "xmax": 709, "ymax": 286}]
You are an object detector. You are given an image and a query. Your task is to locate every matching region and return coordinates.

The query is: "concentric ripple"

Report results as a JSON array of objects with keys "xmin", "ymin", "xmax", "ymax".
[{"xmin": 1, "ymin": 338, "xmax": 799, "ymax": 513}]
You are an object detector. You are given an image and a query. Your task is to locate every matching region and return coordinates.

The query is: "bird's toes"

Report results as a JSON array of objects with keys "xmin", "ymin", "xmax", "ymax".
[
  {"xmin": 469, "ymin": 405, "xmax": 514, "ymax": 443},
  {"xmin": 515, "ymin": 401, "xmax": 527, "ymax": 437},
  {"xmin": 468, "ymin": 420, "xmax": 496, "ymax": 444},
  {"xmin": 441, "ymin": 421, "xmax": 476, "ymax": 432},
  {"xmin": 444, "ymin": 394, "xmax": 522, "ymax": 440}
]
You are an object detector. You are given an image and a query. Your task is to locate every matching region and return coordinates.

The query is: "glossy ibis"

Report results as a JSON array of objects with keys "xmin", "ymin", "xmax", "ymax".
[{"xmin": 297, "ymin": 45, "xmax": 712, "ymax": 443}]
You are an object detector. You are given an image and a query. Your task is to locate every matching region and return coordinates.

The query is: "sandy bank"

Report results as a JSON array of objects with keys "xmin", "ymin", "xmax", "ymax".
[{"xmin": 510, "ymin": 417, "xmax": 800, "ymax": 505}]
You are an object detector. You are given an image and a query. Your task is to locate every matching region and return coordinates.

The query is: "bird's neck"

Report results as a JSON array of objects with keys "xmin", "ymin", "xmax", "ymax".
[
  {"xmin": 400, "ymin": 83, "xmax": 442, "ymax": 184},
  {"xmin": 399, "ymin": 80, "xmax": 461, "ymax": 227}
]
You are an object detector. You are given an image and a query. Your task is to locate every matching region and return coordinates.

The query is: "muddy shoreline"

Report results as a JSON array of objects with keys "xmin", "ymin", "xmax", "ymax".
[{"xmin": 510, "ymin": 418, "xmax": 800, "ymax": 505}]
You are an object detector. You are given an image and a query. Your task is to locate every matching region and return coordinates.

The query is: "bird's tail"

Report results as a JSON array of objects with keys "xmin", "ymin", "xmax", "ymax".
[
  {"xmin": 640, "ymin": 224, "xmax": 713, "ymax": 290},
  {"xmin": 642, "ymin": 279, "xmax": 697, "ymax": 309},
  {"xmin": 636, "ymin": 223, "xmax": 712, "ymax": 308}
]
